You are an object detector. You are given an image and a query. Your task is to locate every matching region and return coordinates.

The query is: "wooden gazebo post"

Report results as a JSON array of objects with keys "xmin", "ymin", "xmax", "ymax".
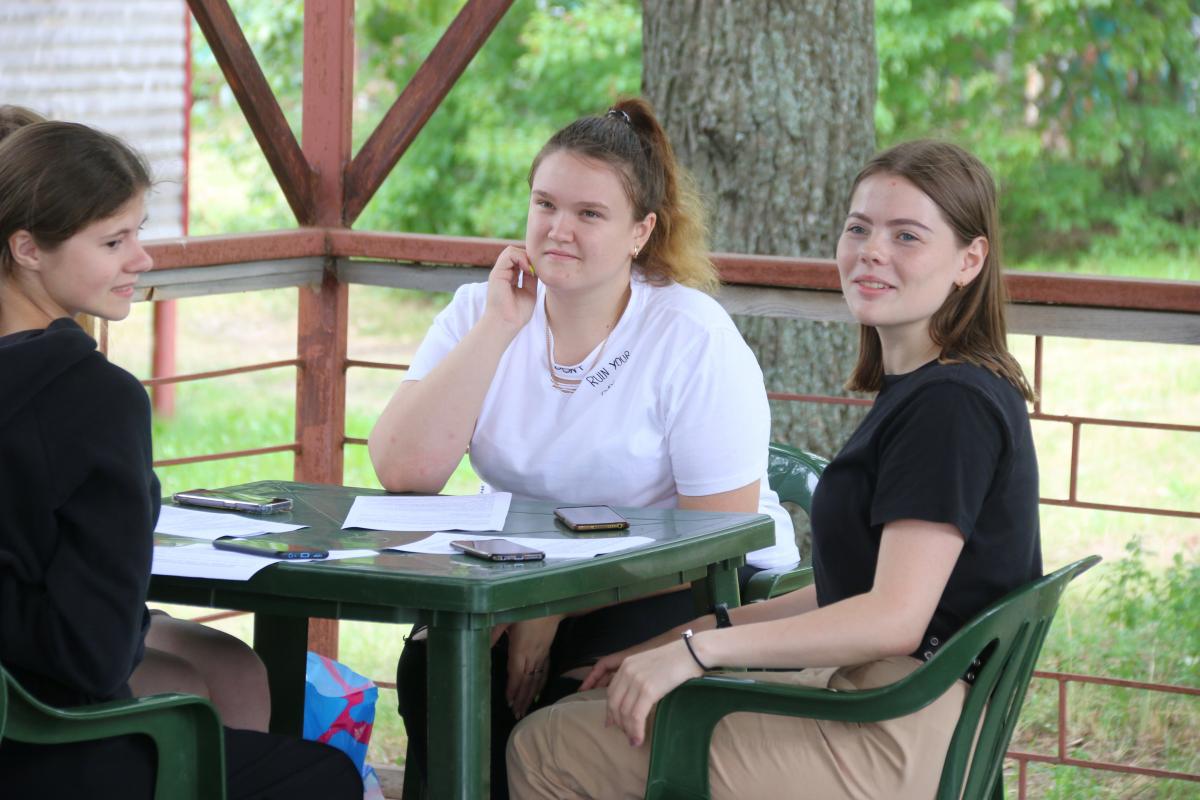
[
  {"xmin": 293, "ymin": 0, "xmax": 354, "ymax": 659},
  {"xmin": 187, "ymin": 0, "xmax": 513, "ymax": 663}
]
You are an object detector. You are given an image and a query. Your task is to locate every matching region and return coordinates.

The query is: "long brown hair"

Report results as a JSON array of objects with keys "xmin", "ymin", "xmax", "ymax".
[
  {"xmin": 529, "ymin": 97, "xmax": 717, "ymax": 292},
  {"xmin": 0, "ymin": 104, "xmax": 46, "ymax": 142},
  {"xmin": 0, "ymin": 121, "xmax": 151, "ymax": 281},
  {"xmin": 844, "ymin": 140, "xmax": 1035, "ymax": 401}
]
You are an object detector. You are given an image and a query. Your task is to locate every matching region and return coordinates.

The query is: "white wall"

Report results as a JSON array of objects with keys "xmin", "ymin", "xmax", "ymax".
[{"xmin": 0, "ymin": 0, "xmax": 187, "ymax": 238}]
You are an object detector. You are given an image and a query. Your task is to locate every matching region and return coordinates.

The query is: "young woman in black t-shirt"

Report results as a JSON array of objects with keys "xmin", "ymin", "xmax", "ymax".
[{"xmin": 505, "ymin": 140, "xmax": 1043, "ymax": 799}]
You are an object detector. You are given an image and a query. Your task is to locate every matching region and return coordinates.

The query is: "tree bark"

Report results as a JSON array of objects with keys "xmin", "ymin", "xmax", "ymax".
[{"xmin": 643, "ymin": 0, "xmax": 876, "ymax": 461}]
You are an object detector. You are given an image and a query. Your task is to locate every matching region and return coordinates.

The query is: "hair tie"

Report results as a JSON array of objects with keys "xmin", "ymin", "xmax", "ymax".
[{"xmin": 606, "ymin": 108, "xmax": 632, "ymax": 125}]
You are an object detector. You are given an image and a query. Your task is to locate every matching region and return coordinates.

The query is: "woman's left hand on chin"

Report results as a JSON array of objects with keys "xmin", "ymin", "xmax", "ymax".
[{"xmin": 604, "ymin": 639, "xmax": 703, "ymax": 747}]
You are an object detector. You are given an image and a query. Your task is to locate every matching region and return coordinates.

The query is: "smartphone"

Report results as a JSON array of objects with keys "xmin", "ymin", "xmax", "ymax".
[
  {"xmin": 174, "ymin": 489, "xmax": 293, "ymax": 515},
  {"xmin": 450, "ymin": 539, "xmax": 546, "ymax": 562},
  {"xmin": 554, "ymin": 505, "xmax": 630, "ymax": 532},
  {"xmin": 212, "ymin": 536, "xmax": 328, "ymax": 560}
]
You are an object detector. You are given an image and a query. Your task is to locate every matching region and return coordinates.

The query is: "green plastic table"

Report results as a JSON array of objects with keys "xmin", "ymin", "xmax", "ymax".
[{"xmin": 149, "ymin": 480, "xmax": 773, "ymax": 800}]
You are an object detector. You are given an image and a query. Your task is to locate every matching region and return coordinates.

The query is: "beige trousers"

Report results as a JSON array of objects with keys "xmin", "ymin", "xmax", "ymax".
[{"xmin": 507, "ymin": 656, "xmax": 967, "ymax": 800}]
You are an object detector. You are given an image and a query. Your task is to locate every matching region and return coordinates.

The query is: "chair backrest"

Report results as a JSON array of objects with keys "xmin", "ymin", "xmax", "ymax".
[
  {"xmin": 766, "ymin": 442, "xmax": 828, "ymax": 515},
  {"xmin": 933, "ymin": 555, "xmax": 1101, "ymax": 799},
  {"xmin": 0, "ymin": 660, "xmax": 8, "ymax": 741},
  {"xmin": 0, "ymin": 658, "xmax": 226, "ymax": 800}
]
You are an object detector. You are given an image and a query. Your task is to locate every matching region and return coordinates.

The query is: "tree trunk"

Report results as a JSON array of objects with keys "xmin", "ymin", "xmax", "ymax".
[{"xmin": 644, "ymin": 0, "xmax": 877, "ymax": 547}]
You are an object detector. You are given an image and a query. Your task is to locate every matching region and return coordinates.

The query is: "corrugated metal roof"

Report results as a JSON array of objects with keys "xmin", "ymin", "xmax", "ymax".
[{"xmin": 0, "ymin": 0, "xmax": 187, "ymax": 239}]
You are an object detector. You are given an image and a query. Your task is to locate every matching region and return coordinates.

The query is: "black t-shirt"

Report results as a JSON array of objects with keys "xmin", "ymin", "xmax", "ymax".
[{"xmin": 810, "ymin": 360, "xmax": 1042, "ymax": 666}]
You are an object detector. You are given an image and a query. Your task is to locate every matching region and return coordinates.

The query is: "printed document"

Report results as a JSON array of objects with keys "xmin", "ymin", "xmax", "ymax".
[
  {"xmin": 152, "ymin": 543, "xmax": 378, "ymax": 581},
  {"xmin": 385, "ymin": 531, "xmax": 653, "ymax": 559},
  {"xmin": 155, "ymin": 505, "xmax": 307, "ymax": 540},
  {"xmin": 342, "ymin": 493, "xmax": 512, "ymax": 532}
]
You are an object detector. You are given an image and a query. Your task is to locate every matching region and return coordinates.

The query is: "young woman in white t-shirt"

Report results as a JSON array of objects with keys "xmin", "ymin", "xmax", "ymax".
[{"xmin": 368, "ymin": 97, "xmax": 795, "ymax": 795}]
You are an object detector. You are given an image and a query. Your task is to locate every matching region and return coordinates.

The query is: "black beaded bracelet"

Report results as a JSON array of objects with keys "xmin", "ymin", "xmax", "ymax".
[{"xmin": 681, "ymin": 629, "xmax": 709, "ymax": 670}]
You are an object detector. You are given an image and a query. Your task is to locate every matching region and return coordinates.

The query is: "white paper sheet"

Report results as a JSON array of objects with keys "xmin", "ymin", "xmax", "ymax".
[
  {"xmin": 384, "ymin": 531, "xmax": 654, "ymax": 560},
  {"xmin": 151, "ymin": 544, "xmax": 379, "ymax": 581},
  {"xmin": 155, "ymin": 505, "xmax": 307, "ymax": 540},
  {"xmin": 342, "ymin": 493, "xmax": 512, "ymax": 532}
]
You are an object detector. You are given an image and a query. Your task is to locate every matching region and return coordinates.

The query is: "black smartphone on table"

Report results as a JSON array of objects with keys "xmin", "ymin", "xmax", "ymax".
[
  {"xmin": 451, "ymin": 539, "xmax": 546, "ymax": 562},
  {"xmin": 212, "ymin": 536, "xmax": 328, "ymax": 560},
  {"xmin": 173, "ymin": 489, "xmax": 293, "ymax": 514},
  {"xmin": 554, "ymin": 505, "xmax": 630, "ymax": 532}
]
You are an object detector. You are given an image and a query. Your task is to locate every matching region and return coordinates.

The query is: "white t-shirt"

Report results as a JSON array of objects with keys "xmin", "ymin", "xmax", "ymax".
[{"xmin": 405, "ymin": 276, "xmax": 799, "ymax": 569}]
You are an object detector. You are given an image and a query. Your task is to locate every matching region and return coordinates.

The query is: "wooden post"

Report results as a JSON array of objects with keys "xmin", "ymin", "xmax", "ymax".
[
  {"xmin": 151, "ymin": 303, "xmax": 177, "ymax": 416},
  {"xmin": 150, "ymin": 4, "xmax": 191, "ymax": 418},
  {"xmin": 294, "ymin": 0, "xmax": 355, "ymax": 659},
  {"xmin": 76, "ymin": 315, "xmax": 105, "ymax": 353}
]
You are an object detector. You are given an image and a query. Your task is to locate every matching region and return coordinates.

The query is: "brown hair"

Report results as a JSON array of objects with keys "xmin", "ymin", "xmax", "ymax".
[
  {"xmin": 0, "ymin": 104, "xmax": 47, "ymax": 142},
  {"xmin": 0, "ymin": 121, "xmax": 151, "ymax": 279},
  {"xmin": 529, "ymin": 97, "xmax": 717, "ymax": 292},
  {"xmin": 844, "ymin": 139, "xmax": 1035, "ymax": 401}
]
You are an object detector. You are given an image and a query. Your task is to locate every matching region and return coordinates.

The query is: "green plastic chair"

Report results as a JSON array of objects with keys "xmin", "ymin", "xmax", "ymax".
[
  {"xmin": 644, "ymin": 555, "xmax": 1101, "ymax": 800},
  {"xmin": 0, "ymin": 660, "xmax": 227, "ymax": 800},
  {"xmin": 742, "ymin": 442, "xmax": 829, "ymax": 603}
]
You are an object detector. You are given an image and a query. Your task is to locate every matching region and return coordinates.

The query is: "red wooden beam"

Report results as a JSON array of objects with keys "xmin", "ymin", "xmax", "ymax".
[
  {"xmin": 144, "ymin": 229, "xmax": 1200, "ymax": 315},
  {"xmin": 342, "ymin": 0, "xmax": 514, "ymax": 224},
  {"xmin": 1006, "ymin": 271, "xmax": 1200, "ymax": 313},
  {"xmin": 713, "ymin": 253, "xmax": 842, "ymax": 291},
  {"xmin": 146, "ymin": 229, "xmax": 327, "ymax": 269},
  {"xmin": 302, "ymin": 0, "xmax": 355, "ymax": 227},
  {"xmin": 294, "ymin": 269, "xmax": 348, "ymax": 489},
  {"xmin": 295, "ymin": 0, "xmax": 355, "ymax": 659},
  {"xmin": 187, "ymin": 0, "xmax": 317, "ymax": 224},
  {"xmin": 327, "ymin": 229, "xmax": 513, "ymax": 265},
  {"xmin": 712, "ymin": 253, "xmax": 1200, "ymax": 314}
]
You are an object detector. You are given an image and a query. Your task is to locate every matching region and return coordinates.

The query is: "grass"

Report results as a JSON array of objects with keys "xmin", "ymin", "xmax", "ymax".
[
  {"xmin": 1011, "ymin": 251, "xmax": 1200, "ymax": 283},
  {"xmin": 106, "ymin": 278, "xmax": 1198, "ymax": 796}
]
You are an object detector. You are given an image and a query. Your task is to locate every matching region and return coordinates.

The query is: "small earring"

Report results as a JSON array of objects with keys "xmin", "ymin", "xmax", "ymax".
[{"xmin": 632, "ymin": 246, "xmax": 640, "ymax": 259}]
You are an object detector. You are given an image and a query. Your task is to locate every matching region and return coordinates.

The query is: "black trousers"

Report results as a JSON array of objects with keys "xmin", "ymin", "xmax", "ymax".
[
  {"xmin": 0, "ymin": 726, "xmax": 363, "ymax": 800},
  {"xmin": 398, "ymin": 566, "xmax": 757, "ymax": 799}
]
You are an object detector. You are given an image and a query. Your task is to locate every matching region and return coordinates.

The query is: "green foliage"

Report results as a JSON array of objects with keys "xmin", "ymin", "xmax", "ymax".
[
  {"xmin": 1008, "ymin": 542, "xmax": 1200, "ymax": 799},
  {"xmin": 353, "ymin": 0, "xmax": 642, "ymax": 238},
  {"xmin": 1096, "ymin": 538, "xmax": 1200, "ymax": 679},
  {"xmin": 189, "ymin": 2, "xmax": 1199, "ymax": 270},
  {"xmin": 876, "ymin": 0, "xmax": 1200, "ymax": 265}
]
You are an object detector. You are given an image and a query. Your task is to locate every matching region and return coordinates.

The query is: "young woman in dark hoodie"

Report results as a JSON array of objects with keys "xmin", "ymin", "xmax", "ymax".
[
  {"xmin": 0, "ymin": 103, "xmax": 274, "ymax": 736},
  {"xmin": 0, "ymin": 114, "xmax": 362, "ymax": 798}
]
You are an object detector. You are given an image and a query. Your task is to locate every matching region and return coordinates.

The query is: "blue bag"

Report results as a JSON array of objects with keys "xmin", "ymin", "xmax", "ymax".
[{"xmin": 303, "ymin": 652, "xmax": 378, "ymax": 779}]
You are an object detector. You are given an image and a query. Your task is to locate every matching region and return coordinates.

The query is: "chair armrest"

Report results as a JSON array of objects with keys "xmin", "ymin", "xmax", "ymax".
[
  {"xmin": 742, "ymin": 560, "xmax": 814, "ymax": 603},
  {"xmin": 645, "ymin": 657, "xmax": 972, "ymax": 800},
  {"xmin": 5, "ymin": 687, "xmax": 226, "ymax": 800}
]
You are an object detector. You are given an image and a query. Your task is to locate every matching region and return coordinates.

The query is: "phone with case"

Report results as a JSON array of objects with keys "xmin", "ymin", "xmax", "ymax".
[
  {"xmin": 173, "ymin": 489, "xmax": 293, "ymax": 514},
  {"xmin": 554, "ymin": 505, "xmax": 630, "ymax": 532},
  {"xmin": 450, "ymin": 539, "xmax": 546, "ymax": 562}
]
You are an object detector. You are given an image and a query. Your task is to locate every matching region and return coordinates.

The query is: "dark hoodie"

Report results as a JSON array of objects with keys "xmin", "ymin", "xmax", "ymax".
[{"xmin": 0, "ymin": 317, "xmax": 157, "ymax": 707}]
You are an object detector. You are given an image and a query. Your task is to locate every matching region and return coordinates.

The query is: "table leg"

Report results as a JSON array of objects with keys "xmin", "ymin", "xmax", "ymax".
[
  {"xmin": 425, "ymin": 618, "xmax": 491, "ymax": 800},
  {"xmin": 254, "ymin": 612, "xmax": 309, "ymax": 735},
  {"xmin": 700, "ymin": 559, "xmax": 742, "ymax": 611}
]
